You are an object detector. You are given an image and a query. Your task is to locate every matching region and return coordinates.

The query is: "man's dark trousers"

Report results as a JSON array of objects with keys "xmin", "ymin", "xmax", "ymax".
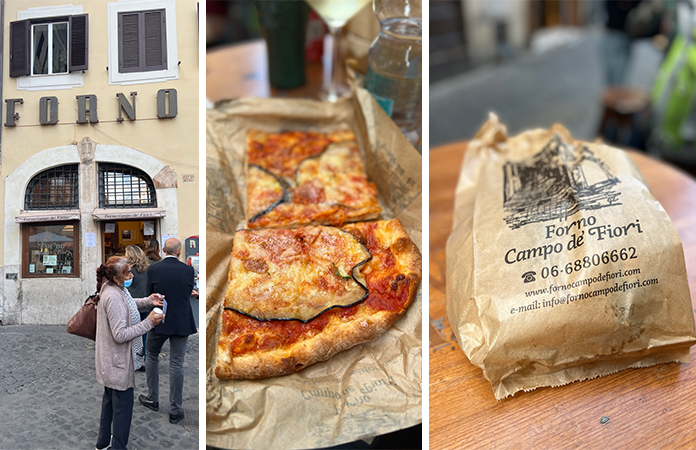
[
  {"xmin": 145, "ymin": 332, "xmax": 188, "ymax": 415},
  {"xmin": 144, "ymin": 255, "xmax": 197, "ymax": 417}
]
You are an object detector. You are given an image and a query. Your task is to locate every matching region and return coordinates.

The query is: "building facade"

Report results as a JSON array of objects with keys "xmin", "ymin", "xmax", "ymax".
[{"xmin": 0, "ymin": 0, "xmax": 199, "ymax": 324}]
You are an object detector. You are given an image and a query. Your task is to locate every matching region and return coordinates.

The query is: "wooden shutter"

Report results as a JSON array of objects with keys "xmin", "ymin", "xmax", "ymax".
[
  {"xmin": 143, "ymin": 10, "xmax": 167, "ymax": 71},
  {"xmin": 118, "ymin": 9, "xmax": 167, "ymax": 73},
  {"xmin": 68, "ymin": 14, "xmax": 89, "ymax": 72},
  {"xmin": 119, "ymin": 12, "xmax": 140, "ymax": 72},
  {"xmin": 9, "ymin": 20, "xmax": 30, "ymax": 77}
]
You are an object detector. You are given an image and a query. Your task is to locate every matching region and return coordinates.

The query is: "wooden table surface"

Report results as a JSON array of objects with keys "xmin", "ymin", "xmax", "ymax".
[
  {"xmin": 206, "ymin": 39, "xmax": 325, "ymax": 103},
  {"xmin": 429, "ymin": 142, "xmax": 696, "ymax": 449}
]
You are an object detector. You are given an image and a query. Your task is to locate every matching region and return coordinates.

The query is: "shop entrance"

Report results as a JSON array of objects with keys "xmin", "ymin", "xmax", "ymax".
[{"xmin": 102, "ymin": 220, "xmax": 157, "ymax": 263}]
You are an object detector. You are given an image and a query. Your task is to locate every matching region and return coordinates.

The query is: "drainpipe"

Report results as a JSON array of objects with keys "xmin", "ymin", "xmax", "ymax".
[{"xmin": 0, "ymin": 0, "xmax": 5, "ymax": 161}]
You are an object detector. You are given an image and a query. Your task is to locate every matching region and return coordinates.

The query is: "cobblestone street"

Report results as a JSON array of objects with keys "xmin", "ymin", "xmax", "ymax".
[{"xmin": 0, "ymin": 325, "xmax": 199, "ymax": 449}]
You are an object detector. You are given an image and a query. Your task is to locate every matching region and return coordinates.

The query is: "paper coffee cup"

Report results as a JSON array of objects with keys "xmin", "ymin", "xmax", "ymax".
[{"xmin": 153, "ymin": 307, "xmax": 163, "ymax": 315}]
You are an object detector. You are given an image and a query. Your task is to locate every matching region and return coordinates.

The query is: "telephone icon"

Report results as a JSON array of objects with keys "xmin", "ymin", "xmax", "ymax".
[{"xmin": 521, "ymin": 271, "xmax": 536, "ymax": 283}]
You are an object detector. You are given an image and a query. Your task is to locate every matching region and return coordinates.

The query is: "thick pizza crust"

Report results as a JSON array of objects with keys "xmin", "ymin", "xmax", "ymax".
[
  {"xmin": 215, "ymin": 219, "xmax": 421, "ymax": 379},
  {"xmin": 215, "ymin": 309, "xmax": 402, "ymax": 380}
]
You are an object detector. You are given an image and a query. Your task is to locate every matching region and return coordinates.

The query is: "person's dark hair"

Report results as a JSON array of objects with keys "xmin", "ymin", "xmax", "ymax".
[
  {"xmin": 144, "ymin": 239, "xmax": 162, "ymax": 261},
  {"xmin": 96, "ymin": 256, "xmax": 130, "ymax": 291}
]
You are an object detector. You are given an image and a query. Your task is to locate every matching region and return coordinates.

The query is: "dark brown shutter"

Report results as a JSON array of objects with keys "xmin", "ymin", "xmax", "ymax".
[
  {"xmin": 9, "ymin": 20, "xmax": 30, "ymax": 77},
  {"xmin": 143, "ymin": 10, "xmax": 166, "ymax": 70},
  {"xmin": 68, "ymin": 14, "xmax": 88, "ymax": 72},
  {"xmin": 119, "ymin": 12, "xmax": 140, "ymax": 72},
  {"xmin": 118, "ymin": 9, "xmax": 166, "ymax": 73}
]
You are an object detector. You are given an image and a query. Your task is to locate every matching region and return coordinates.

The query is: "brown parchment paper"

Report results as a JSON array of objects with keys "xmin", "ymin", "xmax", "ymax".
[
  {"xmin": 206, "ymin": 90, "xmax": 422, "ymax": 449},
  {"xmin": 446, "ymin": 114, "xmax": 696, "ymax": 400}
]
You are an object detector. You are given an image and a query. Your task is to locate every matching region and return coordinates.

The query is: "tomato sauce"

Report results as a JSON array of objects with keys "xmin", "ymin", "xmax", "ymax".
[{"xmin": 248, "ymin": 131, "xmax": 331, "ymax": 180}]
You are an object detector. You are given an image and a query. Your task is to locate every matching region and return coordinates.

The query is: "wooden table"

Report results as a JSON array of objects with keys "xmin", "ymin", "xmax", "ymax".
[
  {"xmin": 206, "ymin": 39, "xmax": 325, "ymax": 102},
  {"xmin": 429, "ymin": 142, "xmax": 696, "ymax": 449}
]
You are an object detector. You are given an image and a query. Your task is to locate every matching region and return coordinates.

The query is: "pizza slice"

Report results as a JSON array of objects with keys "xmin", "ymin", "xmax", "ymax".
[
  {"xmin": 215, "ymin": 219, "xmax": 421, "ymax": 380},
  {"xmin": 246, "ymin": 129, "xmax": 381, "ymax": 229}
]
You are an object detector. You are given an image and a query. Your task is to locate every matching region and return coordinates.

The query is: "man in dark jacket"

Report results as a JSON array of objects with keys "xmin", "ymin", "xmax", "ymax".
[{"xmin": 138, "ymin": 238, "xmax": 197, "ymax": 424}]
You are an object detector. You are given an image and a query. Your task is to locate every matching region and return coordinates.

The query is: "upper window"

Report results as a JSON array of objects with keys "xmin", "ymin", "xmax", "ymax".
[
  {"xmin": 107, "ymin": 0, "xmax": 178, "ymax": 85},
  {"xmin": 10, "ymin": 14, "xmax": 88, "ymax": 78},
  {"xmin": 118, "ymin": 9, "xmax": 167, "ymax": 73},
  {"xmin": 32, "ymin": 21, "xmax": 67, "ymax": 75},
  {"xmin": 25, "ymin": 165, "xmax": 79, "ymax": 211},
  {"xmin": 98, "ymin": 163, "xmax": 157, "ymax": 209}
]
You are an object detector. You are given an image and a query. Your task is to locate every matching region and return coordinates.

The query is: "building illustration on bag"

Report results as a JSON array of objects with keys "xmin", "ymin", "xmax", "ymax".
[
  {"xmin": 0, "ymin": 0, "xmax": 198, "ymax": 325},
  {"xmin": 503, "ymin": 135, "xmax": 621, "ymax": 230}
]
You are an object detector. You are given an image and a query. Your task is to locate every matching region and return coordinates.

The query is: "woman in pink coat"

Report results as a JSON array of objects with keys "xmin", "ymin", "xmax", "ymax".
[{"xmin": 94, "ymin": 256, "xmax": 164, "ymax": 450}]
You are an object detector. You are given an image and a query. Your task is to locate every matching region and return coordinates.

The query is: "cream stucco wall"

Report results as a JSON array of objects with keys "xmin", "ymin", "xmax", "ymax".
[{"xmin": 0, "ymin": 0, "xmax": 199, "ymax": 324}]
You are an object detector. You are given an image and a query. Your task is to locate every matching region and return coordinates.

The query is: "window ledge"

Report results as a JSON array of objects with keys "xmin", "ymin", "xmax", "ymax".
[{"xmin": 17, "ymin": 73, "xmax": 84, "ymax": 91}]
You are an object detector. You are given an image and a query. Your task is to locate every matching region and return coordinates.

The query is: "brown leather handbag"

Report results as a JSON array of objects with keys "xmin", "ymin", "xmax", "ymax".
[{"xmin": 66, "ymin": 293, "xmax": 99, "ymax": 340}]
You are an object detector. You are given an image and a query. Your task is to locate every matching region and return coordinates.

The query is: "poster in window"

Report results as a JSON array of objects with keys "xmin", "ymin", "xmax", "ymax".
[
  {"xmin": 105, "ymin": 223, "xmax": 116, "ymax": 233},
  {"xmin": 29, "ymin": 264, "xmax": 35, "ymax": 273},
  {"xmin": 43, "ymin": 255, "xmax": 57, "ymax": 266},
  {"xmin": 144, "ymin": 221, "xmax": 155, "ymax": 236}
]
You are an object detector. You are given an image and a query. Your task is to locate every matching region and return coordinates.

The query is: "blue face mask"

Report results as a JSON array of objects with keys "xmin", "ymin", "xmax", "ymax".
[{"xmin": 123, "ymin": 278, "xmax": 133, "ymax": 288}]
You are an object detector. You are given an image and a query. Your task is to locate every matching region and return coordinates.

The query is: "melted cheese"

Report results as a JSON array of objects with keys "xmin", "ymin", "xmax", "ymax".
[
  {"xmin": 226, "ymin": 226, "xmax": 371, "ymax": 322},
  {"xmin": 247, "ymin": 165, "xmax": 284, "ymax": 221},
  {"xmin": 295, "ymin": 142, "xmax": 378, "ymax": 209},
  {"xmin": 247, "ymin": 129, "xmax": 355, "ymax": 184},
  {"xmin": 246, "ymin": 130, "xmax": 381, "ymax": 228}
]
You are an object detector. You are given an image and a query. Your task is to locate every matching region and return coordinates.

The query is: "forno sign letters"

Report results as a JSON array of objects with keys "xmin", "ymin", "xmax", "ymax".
[{"xmin": 4, "ymin": 88, "xmax": 178, "ymax": 127}]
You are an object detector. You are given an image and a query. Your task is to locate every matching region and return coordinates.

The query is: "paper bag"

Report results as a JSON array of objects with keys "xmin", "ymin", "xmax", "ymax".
[
  {"xmin": 206, "ymin": 90, "xmax": 421, "ymax": 449},
  {"xmin": 446, "ymin": 114, "xmax": 696, "ymax": 400}
]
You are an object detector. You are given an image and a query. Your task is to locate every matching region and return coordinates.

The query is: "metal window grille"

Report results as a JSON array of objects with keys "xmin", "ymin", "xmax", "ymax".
[
  {"xmin": 25, "ymin": 164, "xmax": 79, "ymax": 210},
  {"xmin": 98, "ymin": 163, "xmax": 156, "ymax": 208}
]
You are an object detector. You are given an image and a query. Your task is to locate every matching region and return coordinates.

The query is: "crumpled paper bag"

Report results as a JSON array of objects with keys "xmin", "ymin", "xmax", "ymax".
[
  {"xmin": 446, "ymin": 114, "xmax": 696, "ymax": 400},
  {"xmin": 206, "ymin": 89, "xmax": 421, "ymax": 449}
]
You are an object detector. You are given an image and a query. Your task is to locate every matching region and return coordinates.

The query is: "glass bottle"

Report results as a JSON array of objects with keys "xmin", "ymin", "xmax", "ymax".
[
  {"xmin": 364, "ymin": 0, "xmax": 422, "ymax": 148},
  {"xmin": 255, "ymin": 1, "xmax": 310, "ymax": 90}
]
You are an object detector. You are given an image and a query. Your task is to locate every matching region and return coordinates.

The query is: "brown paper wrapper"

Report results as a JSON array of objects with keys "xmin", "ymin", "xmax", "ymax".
[
  {"xmin": 446, "ymin": 114, "xmax": 696, "ymax": 400},
  {"xmin": 206, "ymin": 90, "xmax": 422, "ymax": 449}
]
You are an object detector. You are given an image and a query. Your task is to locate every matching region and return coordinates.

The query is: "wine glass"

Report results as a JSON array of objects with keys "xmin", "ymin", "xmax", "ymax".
[{"xmin": 306, "ymin": 0, "xmax": 371, "ymax": 101}]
